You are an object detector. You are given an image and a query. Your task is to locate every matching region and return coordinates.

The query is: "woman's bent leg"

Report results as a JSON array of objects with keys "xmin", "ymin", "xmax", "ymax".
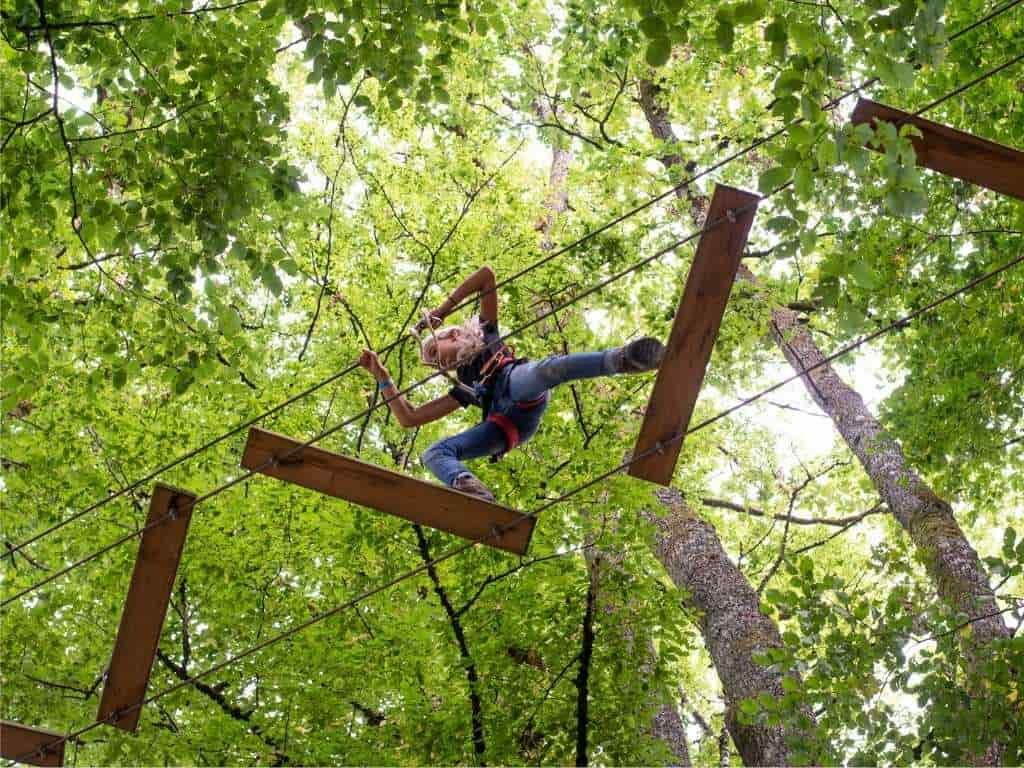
[
  {"xmin": 421, "ymin": 420, "xmax": 508, "ymax": 486},
  {"xmin": 507, "ymin": 351, "xmax": 616, "ymax": 402}
]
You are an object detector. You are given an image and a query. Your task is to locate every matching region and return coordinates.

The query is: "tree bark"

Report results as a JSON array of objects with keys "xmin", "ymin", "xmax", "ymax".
[
  {"xmin": 638, "ymin": 77, "xmax": 1009, "ymax": 765},
  {"xmin": 650, "ymin": 702, "xmax": 692, "ymax": 767},
  {"xmin": 644, "ymin": 487, "xmax": 819, "ymax": 766},
  {"xmin": 533, "ymin": 99, "xmax": 572, "ymax": 251}
]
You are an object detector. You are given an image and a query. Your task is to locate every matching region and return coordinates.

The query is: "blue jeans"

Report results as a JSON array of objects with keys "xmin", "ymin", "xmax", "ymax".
[{"xmin": 422, "ymin": 350, "xmax": 616, "ymax": 486}]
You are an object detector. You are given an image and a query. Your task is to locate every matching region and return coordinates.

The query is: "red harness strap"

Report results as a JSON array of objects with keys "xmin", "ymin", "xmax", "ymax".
[
  {"xmin": 487, "ymin": 412, "xmax": 521, "ymax": 452},
  {"xmin": 487, "ymin": 392, "xmax": 548, "ymax": 453}
]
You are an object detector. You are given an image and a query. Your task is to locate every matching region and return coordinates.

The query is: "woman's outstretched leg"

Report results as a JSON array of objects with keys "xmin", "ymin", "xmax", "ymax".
[
  {"xmin": 421, "ymin": 420, "xmax": 507, "ymax": 501},
  {"xmin": 508, "ymin": 337, "xmax": 664, "ymax": 401}
]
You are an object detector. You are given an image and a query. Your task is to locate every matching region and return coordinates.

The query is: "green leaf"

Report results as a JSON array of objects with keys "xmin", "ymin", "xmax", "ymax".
[
  {"xmin": 715, "ymin": 20, "xmax": 735, "ymax": 52},
  {"xmin": 766, "ymin": 215, "xmax": 796, "ymax": 232},
  {"xmin": 794, "ymin": 164, "xmax": 814, "ymax": 199},
  {"xmin": 734, "ymin": 0, "xmax": 766, "ymax": 25},
  {"xmin": 645, "ymin": 37, "xmax": 672, "ymax": 67},
  {"xmin": 262, "ymin": 264, "xmax": 284, "ymax": 295},
  {"xmin": 758, "ymin": 165, "xmax": 791, "ymax": 194},
  {"xmin": 764, "ymin": 18, "xmax": 786, "ymax": 42},
  {"xmin": 849, "ymin": 260, "xmax": 878, "ymax": 288},
  {"xmin": 815, "ymin": 137, "xmax": 837, "ymax": 168},
  {"xmin": 220, "ymin": 308, "xmax": 243, "ymax": 337},
  {"xmin": 788, "ymin": 124, "xmax": 813, "ymax": 146},
  {"xmin": 639, "ymin": 15, "xmax": 667, "ymax": 38},
  {"xmin": 886, "ymin": 188, "xmax": 928, "ymax": 218},
  {"xmin": 173, "ymin": 371, "xmax": 195, "ymax": 395},
  {"xmin": 790, "ymin": 22, "xmax": 817, "ymax": 52},
  {"xmin": 893, "ymin": 60, "xmax": 915, "ymax": 89}
]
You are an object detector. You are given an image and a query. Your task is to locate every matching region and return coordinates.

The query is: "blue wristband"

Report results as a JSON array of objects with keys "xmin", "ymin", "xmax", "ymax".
[{"xmin": 378, "ymin": 379, "xmax": 394, "ymax": 390}]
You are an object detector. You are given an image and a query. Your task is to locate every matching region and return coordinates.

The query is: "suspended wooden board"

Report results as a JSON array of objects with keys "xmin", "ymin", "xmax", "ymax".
[
  {"xmin": 0, "ymin": 721, "xmax": 65, "ymax": 766},
  {"xmin": 97, "ymin": 483, "xmax": 196, "ymax": 732},
  {"xmin": 851, "ymin": 98, "xmax": 1024, "ymax": 200},
  {"xmin": 629, "ymin": 184, "xmax": 759, "ymax": 486},
  {"xmin": 241, "ymin": 427, "xmax": 535, "ymax": 555}
]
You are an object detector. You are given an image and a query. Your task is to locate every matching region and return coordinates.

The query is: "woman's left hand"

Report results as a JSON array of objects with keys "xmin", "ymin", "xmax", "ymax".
[
  {"xmin": 358, "ymin": 349, "xmax": 389, "ymax": 381},
  {"xmin": 412, "ymin": 313, "xmax": 443, "ymax": 336}
]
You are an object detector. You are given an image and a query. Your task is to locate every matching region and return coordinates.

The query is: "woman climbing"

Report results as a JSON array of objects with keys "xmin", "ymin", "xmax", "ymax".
[{"xmin": 358, "ymin": 265, "xmax": 665, "ymax": 502}]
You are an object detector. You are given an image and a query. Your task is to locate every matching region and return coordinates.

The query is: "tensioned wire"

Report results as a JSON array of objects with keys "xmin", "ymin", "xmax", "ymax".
[
  {"xmin": 9, "ymin": 46, "xmax": 1024, "ymax": 761},
  {"xmin": 1, "ymin": 190, "xmax": 755, "ymax": 610},
  {"xmin": 8, "ymin": 0, "xmax": 1020, "ymax": 560},
  {"xmin": 2, "ymin": 43, "xmax": 1022, "ymax": 609},
  {"xmin": 14, "ymin": 242, "xmax": 1024, "ymax": 765}
]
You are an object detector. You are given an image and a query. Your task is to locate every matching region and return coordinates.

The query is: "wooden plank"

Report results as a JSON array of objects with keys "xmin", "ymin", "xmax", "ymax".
[
  {"xmin": 241, "ymin": 428, "xmax": 535, "ymax": 555},
  {"xmin": 851, "ymin": 98, "xmax": 1024, "ymax": 200},
  {"xmin": 97, "ymin": 483, "xmax": 196, "ymax": 732},
  {"xmin": 0, "ymin": 721, "xmax": 65, "ymax": 766},
  {"xmin": 629, "ymin": 185, "xmax": 759, "ymax": 486}
]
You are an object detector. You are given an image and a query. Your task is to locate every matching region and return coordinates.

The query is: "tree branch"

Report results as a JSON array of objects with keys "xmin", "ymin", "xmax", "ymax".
[
  {"xmin": 701, "ymin": 496, "xmax": 884, "ymax": 527},
  {"xmin": 574, "ymin": 564, "xmax": 597, "ymax": 766},
  {"xmin": 156, "ymin": 649, "xmax": 288, "ymax": 762},
  {"xmin": 17, "ymin": 0, "xmax": 265, "ymax": 32},
  {"xmin": 25, "ymin": 671, "xmax": 103, "ymax": 700},
  {"xmin": 413, "ymin": 525, "xmax": 486, "ymax": 762}
]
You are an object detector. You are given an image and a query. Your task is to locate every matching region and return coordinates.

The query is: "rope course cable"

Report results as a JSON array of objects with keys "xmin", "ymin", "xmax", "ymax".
[
  {"xmin": 6, "ymin": 14, "xmax": 1024, "ymax": 765},
  {"xmin": 12, "ymin": 247, "xmax": 1024, "ymax": 765},
  {"xmin": 3, "ymin": 42, "xmax": 1023, "ymax": 610},
  {"xmin": 8, "ymin": 0, "xmax": 1018, "ymax": 562},
  {"xmin": 0, "ymin": 193, "xmax": 758, "ymax": 610}
]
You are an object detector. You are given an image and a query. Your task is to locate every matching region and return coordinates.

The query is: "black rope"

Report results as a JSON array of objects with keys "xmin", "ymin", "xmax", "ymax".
[
  {"xmin": 911, "ymin": 51, "xmax": 1024, "ymax": 117},
  {"xmin": 944, "ymin": 0, "xmax": 1023, "ymax": 42},
  {"xmin": 7, "ymin": 0, "xmax": 1018, "ymax": 560},
  {"xmin": 6, "ymin": 36, "xmax": 1024, "ymax": 608},
  {"xmin": 14, "ymin": 245, "xmax": 1024, "ymax": 766},
  {"xmin": 7, "ymin": 4, "xmax": 1024, "ymax": 764},
  {"xmin": 9, "ymin": 34, "xmax": 1024, "ymax": 755},
  {"xmin": 1, "ymin": 192, "xmax": 760, "ymax": 609}
]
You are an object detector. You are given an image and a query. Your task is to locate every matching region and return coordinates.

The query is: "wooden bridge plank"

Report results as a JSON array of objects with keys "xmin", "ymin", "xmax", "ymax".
[
  {"xmin": 0, "ymin": 721, "xmax": 65, "ymax": 766},
  {"xmin": 97, "ymin": 484, "xmax": 196, "ymax": 732},
  {"xmin": 629, "ymin": 185, "xmax": 759, "ymax": 486},
  {"xmin": 241, "ymin": 428, "xmax": 535, "ymax": 555},
  {"xmin": 851, "ymin": 98, "xmax": 1024, "ymax": 200}
]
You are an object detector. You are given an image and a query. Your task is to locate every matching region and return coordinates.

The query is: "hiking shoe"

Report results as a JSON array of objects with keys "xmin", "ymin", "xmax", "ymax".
[
  {"xmin": 614, "ymin": 336, "xmax": 665, "ymax": 374},
  {"xmin": 453, "ymin": 473, "xmax": 497, "ymax": 503}
]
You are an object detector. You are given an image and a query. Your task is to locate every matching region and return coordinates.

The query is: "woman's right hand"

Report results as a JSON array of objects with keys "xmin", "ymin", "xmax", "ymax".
[{"xmin": 358, "ymin": 349, "xmax": 389, "ymax": 381}]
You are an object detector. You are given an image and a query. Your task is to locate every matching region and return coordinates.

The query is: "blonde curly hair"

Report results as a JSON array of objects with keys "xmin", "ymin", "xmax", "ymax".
[{"xmin": 419, "ymin": 315, "xmax": 487, "ymax": 368}]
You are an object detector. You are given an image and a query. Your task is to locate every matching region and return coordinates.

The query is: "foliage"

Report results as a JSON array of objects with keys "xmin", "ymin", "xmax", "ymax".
[{"xmin": 2, "ymin": 0, "xmax": 1022, "ymax": 763}]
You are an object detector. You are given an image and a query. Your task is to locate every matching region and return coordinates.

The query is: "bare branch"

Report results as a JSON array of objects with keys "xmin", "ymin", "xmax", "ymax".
[
  {"xmin": 17, "ymin": 0, "xmax": 265, "ymax": 32},
  {"xmin": 701, "ymin": 496, "xmax": 884, "ymax": 527},
  {"xmin": 413, "ymin": 525, "xmax": 486, "ymax": 760}
]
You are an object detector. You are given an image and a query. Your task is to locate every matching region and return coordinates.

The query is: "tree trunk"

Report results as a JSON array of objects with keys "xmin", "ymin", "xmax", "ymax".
[
  {"xmin": 533, "ymin": 99, "xmax": 572, "ymax": 251},
  {"xmin": 769, "ymin": 306, "xmax": 1009, "ymax": 647},
  {"xmin": 644, "ymin": 486, "xmax": 819, "ymax": 765},
  {"xmin": 637, "ymin": 79, "xmax": 708, "ymax": 225},
  {"xmin": 585, "ymin": 536, "xmax": 691, "ymax": 766},
  {"xmin": 638, "ymin": 77, "xmax": 1009, "ymax": 765},
  {"xmin": 650, "ymin": 702, "xmax": 692, "ymax": 767},
  {"xmin": 769, "ymin": 306, "xmax": 1007, "ymax": 766}
]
